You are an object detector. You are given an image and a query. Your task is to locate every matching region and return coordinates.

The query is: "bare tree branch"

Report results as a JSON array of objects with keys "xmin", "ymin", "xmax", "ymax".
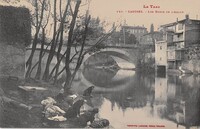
[
  {"xmin": 25, "ymin": 0, "xmax": 46, "ymax": 78},
  {"xmin": 43, "ymin": 0, "xmax": 51, "ymax": 28}
]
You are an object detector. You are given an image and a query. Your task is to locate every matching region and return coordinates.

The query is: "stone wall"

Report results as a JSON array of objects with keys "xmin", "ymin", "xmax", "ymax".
[
  {"xmin": 181, "ymin": 45, "xmax": 200, "ymax": 74},
  {"xmin": 0, "ymin": 6, "xmax": 31, "ymax": 78}
]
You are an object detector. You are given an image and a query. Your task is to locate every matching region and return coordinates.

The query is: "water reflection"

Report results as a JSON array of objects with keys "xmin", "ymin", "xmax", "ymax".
[
  {"xmin": 80, "ymin": 67, "xmax": 200, "ymax": 129},
  {"xmin": 82, "ymin": 67, "xmax": 135, "ymax": 88},
  {"xmin": 165, "ymin": 74, "xmax": 200, "ymax": 128},
  {"xmin": 83, "ymin": 67, "xmax": 117, "ymax": 87},
  {"xmin": 1, "ymin": 66, "xmax": 199, "ymax": 128}
]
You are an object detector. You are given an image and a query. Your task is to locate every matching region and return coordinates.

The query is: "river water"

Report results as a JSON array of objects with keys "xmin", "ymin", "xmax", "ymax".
[
  {"xmin": 71, "ymin": 64, "xmax": 200, "ymax": 129},
  {"xmin": 1, "ymin": 53, "xmax": 200, "ymax": 128}
]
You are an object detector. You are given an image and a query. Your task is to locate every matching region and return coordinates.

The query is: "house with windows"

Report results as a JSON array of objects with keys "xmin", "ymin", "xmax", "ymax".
[
  {"xmin": 155, "ymin": 15, "xmax": 200, "ymax": 72},
  {"xmin": 121, "ymin": 25, "xmax": 147, "ymax": 42},
  {"xmin": 155, "ymin": 41, "xmax": 167, "ymax": 74},
  {"xmin": 141, "ymin": 31, "xmax": 163, "ymax": 46}
]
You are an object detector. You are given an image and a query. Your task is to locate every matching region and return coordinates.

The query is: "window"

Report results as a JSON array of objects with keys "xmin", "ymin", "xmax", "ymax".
[
  {"xmin": 160, "ymin": 46, "xmax": 162, "ymax": 50},
  {"xmin": 178, "ymin": 23, "xmax": 183, "ymax": 30},
  {"xmin": 160, "ymin": 57, "xmax": 162, "ymax": 61}
]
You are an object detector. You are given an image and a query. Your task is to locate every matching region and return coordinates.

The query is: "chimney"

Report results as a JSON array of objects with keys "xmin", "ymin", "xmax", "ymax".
[{"xmin": 185, "ymin": 14, "xmax": 189, "ymax": 20}]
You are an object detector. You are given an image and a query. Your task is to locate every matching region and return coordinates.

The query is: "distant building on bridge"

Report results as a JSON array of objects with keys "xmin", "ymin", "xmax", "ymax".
[{"xmin": 121, "ymin": 25, "xmax": 148, "ymax": 42}]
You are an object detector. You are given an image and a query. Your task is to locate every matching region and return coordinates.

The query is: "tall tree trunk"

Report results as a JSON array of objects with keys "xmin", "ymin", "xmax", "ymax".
[
  {"xmin": 54, "ymin": 0, "xmax": 71, "ymax": 83},
  {"xmin": 64, "ymin": 0, "xmax": 81, "ymax": 90},
  {"xmin": 35, "ymin": 28, "xmax": 45, "ymax": 79},
  {"xmin": 54, "ymin": 26, "xmax": 63, "ymax": 83},
  {"xmin": 25, "ymin": 0, "xmax": 45, "ymax": 78},
  {"xmin": 42, "ymin": 0, "xmax": 57, "ymax": 81},
  {"xmin": 68, "ymin": 15, "xmax": 91, "ymax": 86}
]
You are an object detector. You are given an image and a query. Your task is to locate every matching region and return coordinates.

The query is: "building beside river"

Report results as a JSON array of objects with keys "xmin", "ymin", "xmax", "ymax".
[{"xmin": 155, "ymin": 15, "xmax": 200, "ymax": 73}]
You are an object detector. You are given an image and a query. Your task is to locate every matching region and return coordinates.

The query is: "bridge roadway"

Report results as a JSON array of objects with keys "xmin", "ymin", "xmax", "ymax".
[{"xmin": 79, "ymin": 44, "xmax": 139, "ymax": 49}]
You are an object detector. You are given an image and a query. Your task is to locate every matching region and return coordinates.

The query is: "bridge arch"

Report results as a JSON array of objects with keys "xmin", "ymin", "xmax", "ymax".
[{"xmin": 82, "ymin": 48, "xmax": 135, "ymax": 68}]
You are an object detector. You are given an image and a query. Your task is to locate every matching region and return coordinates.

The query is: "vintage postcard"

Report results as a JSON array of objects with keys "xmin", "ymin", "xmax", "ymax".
[{"xmin": 0, "ymin": 0, "xmax": 200, "ymax": 129}]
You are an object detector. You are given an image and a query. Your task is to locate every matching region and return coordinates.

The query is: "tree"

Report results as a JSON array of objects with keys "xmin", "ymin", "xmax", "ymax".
[
  {"xmin": 150, "ymin": 23, "xmax": 155, "ymax": 46},
  {"xmin": 110, "ymin": 30, "xmax": 138, "ymax": 45},
  {"xmin": 87, "ymin": 17, "xmax": 104, "ymax": 40},
  {"xmin": 42, "ymin": 0, "xmax": 58, "ymax": 81},
  {"xmin": 16, "ymin": 0, "xmax": 115, "ymax": 91},
  {"xmin": 126, "ymin": 33, "xmax": 137, "ymax": 44},
  {"xmin": 150, "ymin": 23, "xmax": 154, "ymax": 33},
  {"xmin": 25, "ymin": 0, "xmax": 47, "ymax": 78},
  {"xmin": 110, "ymin": 31, "xmax": 121, "ymax": 44},
  {"xmin": 35, "ymin": 0, "xmax": 51, "ymax": 80}
]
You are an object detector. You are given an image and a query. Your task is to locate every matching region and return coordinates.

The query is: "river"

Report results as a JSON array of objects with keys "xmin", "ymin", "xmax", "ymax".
[
  {"xmin": 1, "ymin": 57, "xmax": 200, "ymax": 128},
  {"xmin": 71, "ymin": 64, "xmax": 200, "ymax": 129}
]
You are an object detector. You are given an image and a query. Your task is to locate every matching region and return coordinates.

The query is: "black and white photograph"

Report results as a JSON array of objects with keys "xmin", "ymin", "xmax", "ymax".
[{"xmin": 0, "ymin": 0, "xmax": 200, "ymax": 128}]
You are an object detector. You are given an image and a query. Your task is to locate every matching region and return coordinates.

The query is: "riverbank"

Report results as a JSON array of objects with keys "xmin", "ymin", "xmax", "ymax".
[{"xmin": 0, "ymin": 76, "xmax": 111, "ymax": 128}]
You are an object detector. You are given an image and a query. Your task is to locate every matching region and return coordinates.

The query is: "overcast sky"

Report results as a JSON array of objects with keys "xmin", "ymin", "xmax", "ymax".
[{"xmin": 89, "ymin": 0, "xmax": 200, "ymax": 31}]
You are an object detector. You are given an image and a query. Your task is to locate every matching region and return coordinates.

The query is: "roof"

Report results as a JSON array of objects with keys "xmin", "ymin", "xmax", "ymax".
[
  {"xmin": 122, "ymin": 25, "xmax": 147, "ymax": 29},
  {"xmin": 142, "ymin": 31, "xmax": 162, "ymax": 36},
  {"xmin": 160, "ymin": 19, "xmax": 200, "ymax": 27},
  {"xmin": 155, "ymin": 41, "xmax": 167, "ymax": 44}
]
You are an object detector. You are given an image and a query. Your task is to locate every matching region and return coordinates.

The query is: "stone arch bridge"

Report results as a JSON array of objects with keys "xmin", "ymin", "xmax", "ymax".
[
  {"xmin": 26, "ymin": 45, "xmax": 140, "ymax": 80},
  {"xmin": 79, "ymin": 45, "xmax": 139, "ymax": 68},
  {"xmin": 26, "ymin": 44, "xmax": 139, "ymax": 73}
]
